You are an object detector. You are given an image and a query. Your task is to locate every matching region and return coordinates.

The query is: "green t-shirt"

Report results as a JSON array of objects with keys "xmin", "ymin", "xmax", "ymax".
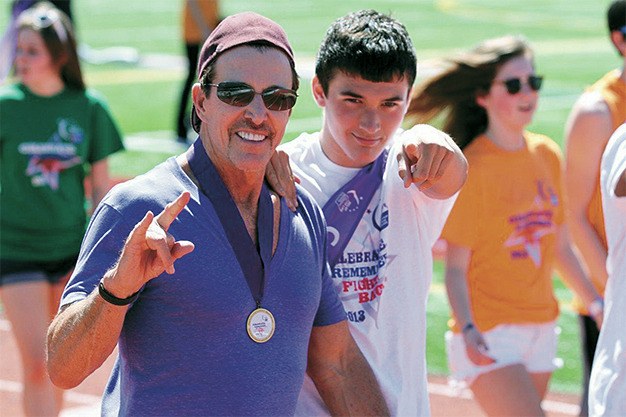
[{"xmin": 0, "ymin": 83, "xmax": 124, "ymax": 261}]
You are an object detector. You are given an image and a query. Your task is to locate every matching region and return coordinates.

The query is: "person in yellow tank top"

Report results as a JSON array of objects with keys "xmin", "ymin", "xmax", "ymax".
[
  {"xmin": 406, "ymin": 35, "xmax": 603, "ymax": 417},
  {"xmin": 564, "ymin": 2, "xmax": 626, "ymax": 415}
]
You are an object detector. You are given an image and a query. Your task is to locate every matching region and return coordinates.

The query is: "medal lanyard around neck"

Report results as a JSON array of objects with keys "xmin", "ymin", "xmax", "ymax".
[
  {"xmin": 186, "ymin": 140, "xmax": 273, "ymax": 309},
  {"xmin": 322, "ymin": 150, "xmax": 387, "ymax": 269}
]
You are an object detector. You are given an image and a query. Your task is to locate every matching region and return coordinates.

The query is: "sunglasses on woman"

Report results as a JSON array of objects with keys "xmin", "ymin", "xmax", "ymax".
[
  {"xmin": 494, "ymin": 75, "xmax": 543, "ymax": 95},
  {"xmin": 206, "ymin": 82, "xmax": 298, "ymax": 111}
]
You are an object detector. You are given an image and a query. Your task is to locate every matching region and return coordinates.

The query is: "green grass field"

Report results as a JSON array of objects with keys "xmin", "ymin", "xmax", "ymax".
[{"xmin": 2, "ymin": 0, "xmax": 619, "ymax": 395}]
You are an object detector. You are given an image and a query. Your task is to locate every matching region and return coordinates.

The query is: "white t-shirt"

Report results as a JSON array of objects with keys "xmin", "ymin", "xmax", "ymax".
[
  {"xmin": 589, "ymin": 123, "xmax": 626, "ymax": 416},
  {"xmin": 281, "ymin": 131, "xmax": 457, "ymax": 417}
]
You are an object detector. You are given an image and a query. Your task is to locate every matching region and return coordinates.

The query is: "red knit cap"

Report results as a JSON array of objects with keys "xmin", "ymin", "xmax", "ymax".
[{"xmin": 191, "ymin": 12, "xmax": 295, "ymax": 133}]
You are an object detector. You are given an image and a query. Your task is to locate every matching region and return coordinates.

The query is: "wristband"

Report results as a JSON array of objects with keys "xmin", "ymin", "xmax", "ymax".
[
  {"xmin": 98, "ymin": 281, "xmax": 140, "ymax": 306},
  {"xmin": 461, "ymin": 322, "xmax": 475, "ymax": 334},
  {"xmin": 588, "ymin": 298, "xmax": 604, "ymax": 317}
]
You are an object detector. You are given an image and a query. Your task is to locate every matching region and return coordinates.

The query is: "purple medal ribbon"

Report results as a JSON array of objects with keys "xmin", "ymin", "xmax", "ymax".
[
  {"xmin": 323, "ymin": 150, "xmax": 387, "ymax": 269},
  {"xmin": 186, "ymin": 139, "xmax": 273, "ymax": 308}
]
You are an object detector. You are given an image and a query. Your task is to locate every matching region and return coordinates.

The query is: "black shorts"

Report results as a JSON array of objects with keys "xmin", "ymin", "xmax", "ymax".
[{"xmin": 0, "ymin": 256, "xmax": 78, "ymax": 287}]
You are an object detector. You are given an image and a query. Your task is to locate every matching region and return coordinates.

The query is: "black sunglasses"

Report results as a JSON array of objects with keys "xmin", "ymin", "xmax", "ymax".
[
  {"xmin": 494, "ymin": 75, "xmax": 543, "ymax": 95},
  {"xmin": 206, "ymin": 82, "xmax": 298, "ymax": 111}
]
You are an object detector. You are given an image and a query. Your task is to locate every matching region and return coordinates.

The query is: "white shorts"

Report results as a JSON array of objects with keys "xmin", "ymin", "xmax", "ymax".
[{"xmin": 445, "ymin": 321, "xmax": 561, "ymax": 386}]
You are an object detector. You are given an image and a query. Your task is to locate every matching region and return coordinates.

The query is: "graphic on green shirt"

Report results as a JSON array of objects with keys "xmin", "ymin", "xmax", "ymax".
[
  {"xmin": 19, "ymin": 118, "xmax": 84, "ymax": 190},
  {"xmin": 1, "ymin": 83, "xmax": 124, "ymax": 261}
]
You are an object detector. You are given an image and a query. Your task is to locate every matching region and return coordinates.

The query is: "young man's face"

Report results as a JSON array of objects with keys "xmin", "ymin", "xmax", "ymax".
[{"xmin": 314, "ymin": 72, "xmax": 411, "ymax": 168}]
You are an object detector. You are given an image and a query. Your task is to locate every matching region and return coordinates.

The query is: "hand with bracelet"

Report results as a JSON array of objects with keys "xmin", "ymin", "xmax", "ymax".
[
  {"xmin": 460, "ymin": 321, "xmax": 496, "ymax": 366},
  {"xmin": 99, "ymin": 192, "xmax": 195, "ymax": 305}
]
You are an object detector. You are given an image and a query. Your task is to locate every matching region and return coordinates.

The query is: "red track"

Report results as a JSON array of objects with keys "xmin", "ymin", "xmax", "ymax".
[{"xmin": 0, "ymin": 314, "xmax": 580, "ymax": 417}]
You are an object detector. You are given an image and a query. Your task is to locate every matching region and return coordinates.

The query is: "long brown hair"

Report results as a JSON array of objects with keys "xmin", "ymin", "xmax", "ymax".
[
  {"xmin": 406, "ymin": 35, "xmax": 533, "ymax": 149},
  {"xmin": 16, "ymin": 1, "xmax": 85, "ymax": 90}
]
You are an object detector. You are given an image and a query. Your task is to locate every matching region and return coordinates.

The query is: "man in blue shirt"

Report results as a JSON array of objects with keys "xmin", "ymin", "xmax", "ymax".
[{"xmin": 46, "ymin": 12, "xmax": 388, "ymax": 416}]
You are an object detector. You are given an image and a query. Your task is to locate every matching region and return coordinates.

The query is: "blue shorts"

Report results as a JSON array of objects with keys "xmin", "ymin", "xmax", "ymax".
[{"xmin": 0, "ymin": 256, "xmax": 77, "ymax": 287}]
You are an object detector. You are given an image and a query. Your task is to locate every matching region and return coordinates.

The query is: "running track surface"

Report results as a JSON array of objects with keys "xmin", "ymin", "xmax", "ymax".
[{"xmin": 1, "ymin": 314, "xmax": 581, "ymax": 417}]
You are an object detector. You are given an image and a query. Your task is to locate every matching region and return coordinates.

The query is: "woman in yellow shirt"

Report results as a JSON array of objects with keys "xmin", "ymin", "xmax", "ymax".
[{"xmin": 406, "ymin": 35, "xmax": 602, "ymax": 416}]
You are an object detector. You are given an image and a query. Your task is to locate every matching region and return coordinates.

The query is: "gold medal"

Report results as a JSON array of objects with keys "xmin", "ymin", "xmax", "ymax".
[{"xmin": 246, "ymin": 308, "xmax": 275, "ymax": 343}]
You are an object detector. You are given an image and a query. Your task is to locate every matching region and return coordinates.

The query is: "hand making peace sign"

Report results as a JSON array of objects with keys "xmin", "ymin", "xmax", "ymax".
[{"xmin": 101, "ymin": 192, "xmax": 196, "ymax": 299}]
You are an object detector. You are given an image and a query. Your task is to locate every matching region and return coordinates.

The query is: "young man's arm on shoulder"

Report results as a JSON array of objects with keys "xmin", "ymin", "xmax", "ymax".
[
  {"xmin": 265, "ymin": 148, "xmax": 299, "ymax": 212},
  {"xmin": 564, "ymin": 92, "xmax": 613, "ymax": 288},
  {"xmin": 307, "ymin": 321, "xmax": 390, "ymax": 416},
  {"xmin": 397, "ymin": 124, "xmax": 468, "ymax": 199}
]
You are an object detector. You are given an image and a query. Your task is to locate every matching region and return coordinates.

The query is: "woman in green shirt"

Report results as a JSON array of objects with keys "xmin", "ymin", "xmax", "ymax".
[{"xmin": 0, "ymin": 3, "xmax": 124, "ymax": 415}]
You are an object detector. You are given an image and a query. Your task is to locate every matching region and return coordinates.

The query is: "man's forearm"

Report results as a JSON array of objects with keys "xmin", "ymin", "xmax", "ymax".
[
  {"xmin": 47, "ymin": 289, "xmax": 127, "ymax": 389},
  {"xmin": 312, "ymin": 348, "xmax": 390, "ymax": 416}
]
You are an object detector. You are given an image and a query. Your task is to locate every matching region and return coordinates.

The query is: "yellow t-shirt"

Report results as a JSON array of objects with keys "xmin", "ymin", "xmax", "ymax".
[
  {"xmin": 442, "ymin": 132, "xmax": 563, "ymax": 332},
  {"xmin": 574, "ymin": 70, "xmax": 626, "ymax": 314},
  {"xmin": 183, "ymin": 0, "xmax": 220, "ymax": 44}
]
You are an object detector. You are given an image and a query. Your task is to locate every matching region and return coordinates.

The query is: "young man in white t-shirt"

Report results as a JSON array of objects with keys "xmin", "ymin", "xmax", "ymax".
[{"xmin": 272, "ymin": 10, "xmax": 467, "ymax": 416}]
